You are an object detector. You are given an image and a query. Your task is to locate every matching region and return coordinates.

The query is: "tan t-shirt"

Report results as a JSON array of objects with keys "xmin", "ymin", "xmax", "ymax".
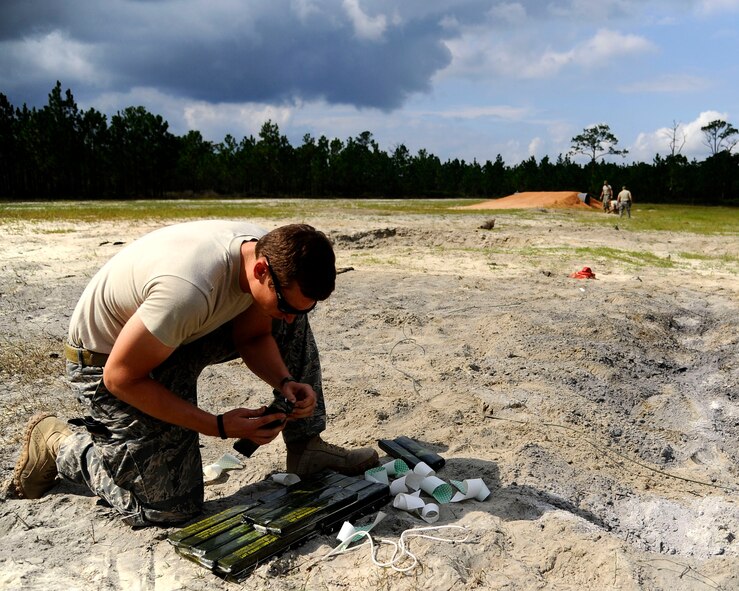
[
  {"xmin": 617, "ymin": 190, "xmax": 632, "ymax": 203},
  {"xmin": 69, "ymin": 220, "xmax": 267, "ymax": 353}
]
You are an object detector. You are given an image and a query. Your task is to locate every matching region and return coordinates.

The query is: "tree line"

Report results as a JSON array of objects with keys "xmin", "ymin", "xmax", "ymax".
[{"xmin": 1, "ymin": 82, "xmax": 737, "ymax": 204}]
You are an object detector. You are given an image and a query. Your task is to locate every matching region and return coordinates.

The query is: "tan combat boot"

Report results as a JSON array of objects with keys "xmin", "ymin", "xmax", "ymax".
[
  {"xmin": 13, "ymin": 413, "xmax": 72, "ymax": 499},
  {"xmin": 286, "ymin": 436, "xmax": 379, "ymax": 477}
]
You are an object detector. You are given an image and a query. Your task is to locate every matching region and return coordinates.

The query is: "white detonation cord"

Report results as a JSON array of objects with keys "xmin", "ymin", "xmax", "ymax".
[{"xmin": 317, "ymin": 524, "xmax": 470, "ymax": 573}]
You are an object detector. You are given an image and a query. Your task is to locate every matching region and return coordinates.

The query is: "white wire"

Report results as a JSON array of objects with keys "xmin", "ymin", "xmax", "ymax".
[{"xmin": 316, "ymin": 524, "xmax": 470, "ymax": 573}]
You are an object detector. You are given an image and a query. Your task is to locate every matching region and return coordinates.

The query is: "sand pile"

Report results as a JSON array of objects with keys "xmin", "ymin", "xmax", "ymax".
[{"xmin": 459, "ymin": 191, "xmax": 600, "ymax": 210}]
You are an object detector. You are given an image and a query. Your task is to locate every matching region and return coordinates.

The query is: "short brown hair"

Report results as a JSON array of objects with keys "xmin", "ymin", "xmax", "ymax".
[{"xmin": 256, "ymin": 224, "xmax": 336, "ymax": 300}]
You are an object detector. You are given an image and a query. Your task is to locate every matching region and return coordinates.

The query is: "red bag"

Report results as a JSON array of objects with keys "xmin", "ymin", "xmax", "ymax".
[{"xmin": 569, "ymin": 266, "xmax": 596, "ymax": 279}]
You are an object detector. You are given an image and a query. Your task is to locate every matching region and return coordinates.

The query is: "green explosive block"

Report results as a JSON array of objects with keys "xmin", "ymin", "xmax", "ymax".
[
  {"xmin": 217, "ymin": 526, "xmax": 308, "ymax": 577},
  {"xmin": 241, "ymin": 471, "xmax": 350, "ymax": 524},
  {"xmin": 259, "ymin": 488, "xmax": 357, "ymax": 535},
  {"xmin": 201, "ymin": 527, "xmax": 268, "ymax": 569},
  {"xmin": 220, "ymin": 481, "xmax": 389, "ymax": 581},
  {"xmin": 168, "ymin": 470, "xmax": 391, "ymax": 581},
  {"xmin": 319, "ymin": 480, "xmax": 389, "ymax": 534},
  {"xmin": 168, "ymin": 504, "xmax": 256, "ymax": 548},
  {"xmin": 189, "ymin": 522, "xmax": 257, "ymax": 558}
]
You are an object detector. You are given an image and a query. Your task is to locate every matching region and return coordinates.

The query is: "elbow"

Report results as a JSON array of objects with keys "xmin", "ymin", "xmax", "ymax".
[{"xmin": 102, "ymin": 365, "xmax": 133, "ymax": 398}]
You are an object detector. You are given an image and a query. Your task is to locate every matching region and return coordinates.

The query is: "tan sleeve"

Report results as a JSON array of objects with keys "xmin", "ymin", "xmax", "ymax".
[{"xmin": 137, "ymin": 276, "xmax": 210, "ymax": 348}]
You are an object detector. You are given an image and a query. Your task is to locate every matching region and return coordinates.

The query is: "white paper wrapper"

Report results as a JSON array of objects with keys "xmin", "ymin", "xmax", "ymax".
[
  {"xmin": 418, "ymin": 503, "xmax": 440, "ymax": 524},
  {"xmin": 203, "ymin": 464, "xmax": 223, "ymax": 483},
  {"xmin": 392, "ymin": 491, "xmax": 440, "ymax": 523},
  {"xmin": 404, "ymin": 472, "xmax": 425, "ymax": 491},
  {"xmin": 420, "ymin": 475, "xmax": 454, "ymax": 503},
  {"xmin": 450, "ymin": 478, "xmax": 491, "ymax": 502},
  {"xmin": 382, "ymin": 459, "xmax": 409, "ymax": 476},
  {"xmin": 389, "ymin": 478, "xmax": 409, "ymax": 495},
  {"xmin": 272, "ymin": 473, "xmax": 301, "ymax": 486},
  {"xmin": 393, "ymin": 492, "xmax": 426, "ymax": 512},
  {"xmin": 216, "ymin": 453, "xmax": 243, "ymax": 470},
  {"xmin": 365, "ymin": 466, "xmax": 389, "ymax": 485},
  {"xmin": 336, "ymin": 512, "xmax": 386, "ymax": 545},
  {"xmin": 412, "ymin": 461, "xmax": 435, "ymax": 477}
]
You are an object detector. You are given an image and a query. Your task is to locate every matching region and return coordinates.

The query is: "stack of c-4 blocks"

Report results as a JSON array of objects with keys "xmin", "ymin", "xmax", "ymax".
[{"xmin": 168, "ymin": 470, "xmax": 390, "ymax": 582}]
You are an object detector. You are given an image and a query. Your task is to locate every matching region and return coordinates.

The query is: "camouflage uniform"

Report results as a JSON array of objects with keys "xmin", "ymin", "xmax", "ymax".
[{"xmin": 56, "ymin": 316, "xmax": 326, "ymax": 527}]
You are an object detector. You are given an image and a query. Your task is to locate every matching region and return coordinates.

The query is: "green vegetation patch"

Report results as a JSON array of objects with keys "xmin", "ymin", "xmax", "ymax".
[
  {"xmin": 574, "ymin": 246, "xmax": 676, "ymax": 269},
  {"xmin": 0, "ymin": 199, "xmax": 295, "ymax": 222},
  {"xmin": 573, "ymin": 204, "xmax": 739, "ymax": 235},
  {"xmin": 679, "ymin": 251, "xmax": 739, "ymax": 264},
  {"xmin": 1, "ymin": 199, "xmax": 738, "ymax": 237},
  {"xmin": 482, "ymin": 244, "xmax": 677, "ymax": 270}
]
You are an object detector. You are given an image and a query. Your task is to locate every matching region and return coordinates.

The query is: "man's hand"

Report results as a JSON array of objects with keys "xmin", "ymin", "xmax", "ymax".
[
  {"xmin": 281, "ymin": 381, "xmax": 317, "ymax": 420},
  {"xmin": 221, "ymin": 407, "xmax": 287, "ymax": 444}
]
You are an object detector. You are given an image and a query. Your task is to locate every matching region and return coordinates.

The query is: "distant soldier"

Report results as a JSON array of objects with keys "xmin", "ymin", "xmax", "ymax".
[
  {"xmin": 600, "ymin": 181, "xmax": 613, "ymax": 212},
  {"xmin": 617, "ymin": 186, "xmax": 633, "ymax": 218}
]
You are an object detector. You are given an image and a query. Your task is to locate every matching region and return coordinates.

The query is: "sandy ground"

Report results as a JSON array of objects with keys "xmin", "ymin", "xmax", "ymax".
[{"xmin": 1, "ymin": 201, "xmax": 738, "ymax": 591}]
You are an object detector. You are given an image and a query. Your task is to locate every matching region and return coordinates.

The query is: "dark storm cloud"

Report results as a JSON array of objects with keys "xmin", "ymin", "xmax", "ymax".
[
  {"xmin": 0, "ymin": 0, "xmax": 461, "ymax": 110},
  {"xmin": 0, "ymin": 0, "xmax": 659, "ymax": 109},
  {"xmin": 105, "ymin": 8, "xmax": 452, "ymax": 109}
]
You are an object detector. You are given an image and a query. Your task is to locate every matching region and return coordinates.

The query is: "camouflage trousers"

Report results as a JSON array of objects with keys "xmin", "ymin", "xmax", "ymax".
[{"xmin": 56, "ymin": 316, "xmax": 326, "ymax": 527}]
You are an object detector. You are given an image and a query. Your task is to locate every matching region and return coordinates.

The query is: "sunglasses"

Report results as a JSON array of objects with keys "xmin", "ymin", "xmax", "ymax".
[{"xmin": 264, "ymin": 256, "xmax": 317, "ymax": 315}]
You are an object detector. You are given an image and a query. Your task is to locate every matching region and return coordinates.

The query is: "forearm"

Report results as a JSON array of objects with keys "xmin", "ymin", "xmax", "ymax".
[{"xmin": 237, "ymin": 333, "xmax": 291, "ymax": 390}]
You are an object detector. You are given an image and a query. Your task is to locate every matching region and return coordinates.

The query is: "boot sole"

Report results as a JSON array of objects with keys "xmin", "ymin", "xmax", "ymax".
[{"xmin": 12, "ymin": 412, "xmax": 55, "ymax": 499}]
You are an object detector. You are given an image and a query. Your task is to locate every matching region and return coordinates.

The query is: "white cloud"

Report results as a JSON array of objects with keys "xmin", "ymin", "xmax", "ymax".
[
  {"xmin": 488, "ymin": 2, "xmax": 528, "ymax": 24},
  {"xmin": 420, "ymin": 105, "xmax": 530, "ymax": 120},
  {"xmin": 443, "ymin": 28, "xmax": 654, "ymax": 80},
  {"xmin": 547, "ymin": 120, "xmax": 576, "ymax": 146},
  {"xmin": 619, "ymin": 74, "xmax": 711, "ymax": 93},
  {"xmin": 630, "ymin": 110, "xmax": 729, "ymax": 160},
  {"xmin": 528, "ymin": 136, "xmax": 543, "ymax": 157},
  {"xmin": 0, "ymin": 31, "xmax": 100, "ymax": 87},
  {"xmin": 342, "ymin": 0, "xmax": 387, "ymax": 40},
  {"xmin": 577, "ymin": 29, "xmax": 655, "ymax": 65},
  {"xmin": 546, "ymin": 0, "xmax": 633, "ymax": 19},
  {"xmin": 183, "ymin": 102, "xmax": 294, "ymax": 139},
  {"xmin": 512, "ymin": 29, "xmax": 654, "ymax": 77},
  {"xmin": 696, "ymin": 0, "xmax": 739, "ymax": 15},
  {"xmin": 89, "ymin": 87, "xmax": 295, "ymax": 141},
  {"xmin": 290, "ymin": 0, "xmax": 322, "ymax": 21}
]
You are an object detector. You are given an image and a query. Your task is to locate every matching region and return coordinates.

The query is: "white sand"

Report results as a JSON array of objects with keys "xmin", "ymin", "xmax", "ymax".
[{"xmin": 1, "ymin": 203, "xmax": 738, "ymax": 590}]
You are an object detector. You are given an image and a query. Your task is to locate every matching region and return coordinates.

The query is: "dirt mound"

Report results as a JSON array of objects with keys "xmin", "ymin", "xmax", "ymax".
[{"xmin": 459, "ymin": 191, "xmax": 600, "ymax": 210}]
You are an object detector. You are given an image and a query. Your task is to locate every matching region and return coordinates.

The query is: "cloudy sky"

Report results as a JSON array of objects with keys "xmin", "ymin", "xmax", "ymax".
[{"xmin": 2, "ymin": 0, "xmax": 738, "ymax": 164}]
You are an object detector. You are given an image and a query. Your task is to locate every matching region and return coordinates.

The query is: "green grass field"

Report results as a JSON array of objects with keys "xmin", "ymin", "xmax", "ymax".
[{"xmin": 1, "ymin": 198, "xmax": 738, "ymax": 236}]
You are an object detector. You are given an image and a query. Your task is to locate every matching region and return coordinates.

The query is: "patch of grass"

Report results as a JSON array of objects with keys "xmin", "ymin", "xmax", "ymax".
[
  {"xmin": 0, "ymin": 197, "xmax": 489, "ymax": 223},
  {"xmin": 677, "ymin": 250, "xmax": 739, "ymax": 274},
  {"xmin": 1, "ymin": 199, "xmax": 737, "ymax": 235},
  {"xmin": 572, "ymin": 204, "xmax": 739, "ymax": 235},
  {"xmin": 0, "ymin": 197, "xmax": 583, "ymax": 222},
  {"xmin": 0, "ymin": 198, "xmax": 295, "ymax": 222},
  {"xmin": 45, "ymin": 228, "xmax": 77, "ymax": 234},
  {"xmin": 351, "ymin": 252, "xmax": 401, "ymax": 266},
  {"xmin": 0, "ymin": 336, "xmax": 78, "ymax": 440},
  {"xmin": 574, "ymin": 246, "xmax": 676, "ymax": 268},
  {"xmin": 679, "ymin": 251, "xmax": 739, "ymax": 264},
  {"xmin": 0, "ymin": 336, "xmax": 62, "ymax": 386},
  {"xmin": 481, "ymin": 244, "xmax": 677, "ymax": 269}
]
